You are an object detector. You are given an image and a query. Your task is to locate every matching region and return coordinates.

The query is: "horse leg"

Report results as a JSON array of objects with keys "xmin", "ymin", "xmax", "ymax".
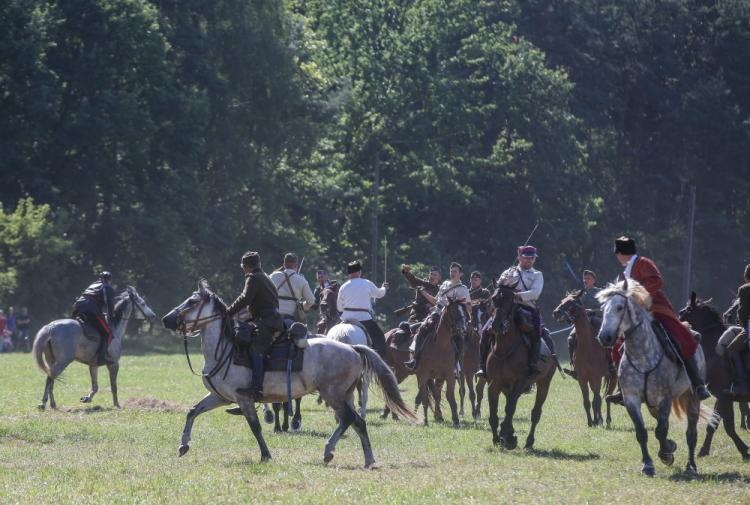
[
  {"xmin": 179, "ymin": 393, "xmax": 229, "ymax": 457},
  {"xmin": 39, "ymin": 376, "xmax": 54, "ymax": 410},
  {"xmin": 417, "ymin": 376, "xmax": 430, "ymax": 427},
  {"xmin": 282, "ymin": 402, "xmax": 290, "ymax": 432},
  {"xmin": 107, "ymin": 362, "xmax": 120, "ymax": 408},
  {"xmin": 500, "ymin": 386, "xmax": 522, "ymax": 450},
  {"xmin": 446, "ymin": 377, "xmax": 460, "ymax": 427},
  {"xmin": 474, "ymin": 378, "xmax": 485, "ymax": 420},
  {"xmin": 740, "ymin": 402, "xmax": 750, "ymax": 430},
  {"xmin": 323, "ymin": 392, "xmax": 356, "ymax": 465},
  {"xmin": 624, "ymin": 399, "xmax": 655, "ymax": 476},
  {"xmin": 655, "ymin": 398, "xmax": 676, "ymax": 467},
  {"xmin": 718, "ymin": 398, "xmax": 750, "ymax": 460},
  {"xmin": 605, "ymin": 375, "xmax": 616, "ymax": 429},
  {"xmin": 578, "ymin": 379, "xmax": 593, "ymax": 427},
  {"xmin": 685, "ymin": 395, "xmax": 700, "ymax": 475},
  {"xmin": 360, "ymin": 376, "xmax": 369, "ymax": 419},
  {"xmin": 41, "ymin": 349, "xmax": 64, "ymax": 410},
  {"xmin": 432, "ymin": 379, "xmax": 444, "ymax": 423},
  {"xmin": 525, "ymin": 374, "xmax": 552, "ymax": 450},
  {"xmin": 458, "ymin": 372, "xmax": 466, "ymax": 416},
  {"xmin": 350, "ymin": 404, "xmax": 377, "ymax": 469},
  {"xmin": 698, "ymin": 398, "xmax": 720, "ymax": 457},
  {"xmin": 236, "ymin": 396, "xmax": 272, "ymax": 462},
  {"xmin": 591, "ymin": 377, "xmax": 603, "ymax": 426},
  {"xmin": 488, "ymin": 382, "xmax": 501, "ymax": 445},
  {"xmin": 291, "ymin": 398, "xmax": 302, "ymax": 432},
  {"xmin": 80, "ymin": 365, "xmax": 99, "ymax": 404},
  {"xmin": 272, "ymin": 403, "xmax": 283, "ymax": 432}
]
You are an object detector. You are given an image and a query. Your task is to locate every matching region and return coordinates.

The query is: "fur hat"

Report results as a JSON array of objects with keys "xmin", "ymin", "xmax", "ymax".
[
  {"xmin": 347, "ymin": 260, "xmax": 362, "ymax": 274},
  {"xmin": 614, "ymin": 236, "xmax": 637, "ymax": 255},
  {"xmin": 241, "ymin": 251, "xmax": 260, "ymax": 268}
]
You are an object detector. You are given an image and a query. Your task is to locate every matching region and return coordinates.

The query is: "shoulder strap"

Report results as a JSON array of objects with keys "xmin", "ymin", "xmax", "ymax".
[{"xmin": 515, "ymin": 267, "xmax": 530, "ymax": 291}]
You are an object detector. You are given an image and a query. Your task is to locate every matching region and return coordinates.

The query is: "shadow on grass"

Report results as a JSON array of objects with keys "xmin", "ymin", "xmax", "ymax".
[
  {"xmin": 516, "ymin": 447, "xmax": 601, "ymax": 461},
  {"xmin": 669, "ymin": 471, "xmax": 750, "ymax": 484},
  {"xmin": 58, "ymin": 405, "xmax": 117, "ymax": 414}
]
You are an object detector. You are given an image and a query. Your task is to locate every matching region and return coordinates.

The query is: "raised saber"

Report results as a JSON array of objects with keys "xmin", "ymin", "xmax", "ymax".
[
  {"xmin": 383, "ymin": 237, "xmax": 388, "ymax": 284},
  {"xmin": 523, "ymin": 220, "xmax": 540, "ymax": 247}
]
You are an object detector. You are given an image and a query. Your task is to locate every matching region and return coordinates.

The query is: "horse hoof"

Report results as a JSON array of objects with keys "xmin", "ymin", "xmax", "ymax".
[
  {"xmin": 364, "ymin": 460, "xmax": 378, "ymax": 470},
  {"xmin": 380, "ymin": 412, "xmax": 388, "ymax": 420},
  {"xmin": 642, "ymin": 463, "xmax": 655, "ymax": 477},
  {"xmin": 324, "ymin": 453, "xmax": 334, "ymax": 465},
  {"xmin": 504, "ymin": 436, "xmax": 518, "ymax": 450},
  {"xmin": 452, "ymin": 422, "xmax": 460, "ymax": 429},
  {"xmin": 261, "ymin": 454, "xmax": 271, "ymax": 463},
  {"xmin": 292, "ymin": 419, "xmax": 302, "ymax": 432},
  {"xmin": 37, "ymin": 404, "xmax": 45, "ymax": 411},
  {"xmin": 264, "ymin": 410, "xmax": 274, "ymax": 424},
  {"xmin": 178, "ymin": 445, "xmax": 189, "ymax": 457},
  {"xmin": 391, "ymin": 413, "xmax": 398, "ymax": 421},
  {"xmin": 434, "ymin": 416, "xmax": 444, "ymax": 423},
  {"xmin": 80, "ymin": 397, "xmax": 91, "ymax": 403},
  {"xmin": 685, "ymin": 463, "xmax": 698, "ymax": 476},
  {"xmin": 524, "ymin": 444, "xmax": 534, "ymax": 452},
  {"xmin": 659, "ymin": 451, "xmax": 675, "ymax": 467},
  {"xmin": 665, "ymin": 439, "xmax": 677, "ymax": 453}
]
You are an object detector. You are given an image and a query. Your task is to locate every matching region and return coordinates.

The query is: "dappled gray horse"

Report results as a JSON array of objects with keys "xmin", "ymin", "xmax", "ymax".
[
  {"xmin": 326, "ymin": 322, "xmax": 371, "ymax": 418},
  {"xmin": 32, "ymin": 286, "xmax": 156, "ymax": 409},
  {"xmin": 597, "ymin": 279, "xmax": 715, "ymax": 477},
  {"xmin": 162, "ymin": 281, "xmax": 418, "ymax": 468}
]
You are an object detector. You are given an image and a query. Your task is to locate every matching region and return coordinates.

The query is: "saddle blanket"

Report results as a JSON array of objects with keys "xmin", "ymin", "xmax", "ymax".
[{"xmin": 233, "ymin": 339, "xmax": 305, "ymax": 372}]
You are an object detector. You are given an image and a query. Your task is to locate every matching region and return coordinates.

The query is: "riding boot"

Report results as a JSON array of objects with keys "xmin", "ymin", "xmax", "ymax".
[
  {"xmin": 452, "ymin": 334, "xmax": 463, "ymax": 379},
  {"xmin": 96, "ymin": 335, "xmax": 108, "ymax": 366},
  {"xmin": 563, "ymin": 336, "xmax": 577, "ymax": 379},
  {"xmin": 723, "ymin": 353, "xmax": 750, "ymax": 399},
  {"xmin": 475, "ymin": 333, "xmax": 490, "ymax": 379},
  {"xmin": 237, "ymin": 353, "xmax": 265, "ymax": 400},
  {"xmin": 606, "ymin": 389, "xmax": 624, "ymax": 406},
  {"xmin": 682, "ymin": 353, "xmax": 712, "ymax": 401},
  {"xmin": 405, "ymin": 322, "xmax": 429, "ymax": 371},
  {"xmin": 527, "ymin": 334, "xmax": 542, "ymax": 377}
]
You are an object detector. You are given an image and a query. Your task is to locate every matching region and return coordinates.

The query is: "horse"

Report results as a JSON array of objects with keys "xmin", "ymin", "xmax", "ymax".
[
  {"xmin": 380, "ymin": 327, "xmax": 412, "ymax": 420},
  {"xmin": 413, "ymin": 301, "xmax": 467, "ymax": 427},
  {"xmin": 326, "ymin": 322, "xmax": 371, "ymax": 418},
  {"xmin": 597, "ymin": 279, "xmax": 716, "ymax": 476},
  {"xmin": 162, "ymin": 281, "xmax": 418, "ymax": 467},
  {"xmin": 484, "ymin": 285, "xmax": 555, "ymax": 450},
  {"xmin": 679, "ymin": 293, "xmax": 750, "ymax": 460},
  {"xmin": 459, "ymin": 324, "xmax": 480, "ymax": 420},
  {"xmin": 552, "ymin": 290, "xmax": 616, "ymax": 428},
  {"xmin": 32, "ymin": 286, "xmax": 156, "ymax": 409}
]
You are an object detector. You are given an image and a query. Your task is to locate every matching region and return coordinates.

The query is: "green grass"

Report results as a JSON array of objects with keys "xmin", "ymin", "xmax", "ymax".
[{"xmin": 1, "ymin": 350, "xmax": 749, "ymax": 504}]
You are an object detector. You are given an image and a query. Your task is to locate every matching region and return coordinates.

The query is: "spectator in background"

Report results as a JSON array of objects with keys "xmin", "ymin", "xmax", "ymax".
[
  {"xmin": 16, "ymin": 307, "xmax": 31, "ymax": 352},
  {"xmin": 0, "ymin": 309, "xmax": 11, "ymax": 352},
  {"xmin": 6, "ymin": 306, "xmax": 16, "ymax": 350}
]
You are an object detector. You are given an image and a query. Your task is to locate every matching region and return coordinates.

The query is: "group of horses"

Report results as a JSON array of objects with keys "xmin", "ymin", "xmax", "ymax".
[{"xmin": 29, "ymin": 278, "xmax": 750, "ymax": 475}]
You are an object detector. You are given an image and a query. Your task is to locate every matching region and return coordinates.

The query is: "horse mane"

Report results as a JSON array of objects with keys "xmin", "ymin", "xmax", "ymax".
[
  {"xmin": 597, "ymin": 279, "xmax": 652, "ymax": 310},
  {"xmin": 199, "ymin": 279, "xmax": 228, "ymax": 314},
  {"xmin": 112, "ymin": 294, "xmax": 128, "ymax": 326},
  {"xmin": 695, "ymin": 299, "xmax": 724, "ymax": 325}
]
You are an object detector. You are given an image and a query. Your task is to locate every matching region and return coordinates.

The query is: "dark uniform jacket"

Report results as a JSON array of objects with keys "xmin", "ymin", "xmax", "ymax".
[
  {"xmin": 227, "ymin": 269, "xmax": 283, "ymax": 331},
  {"xmin": 737, "ymin": 282, "xmax": 750, "ymax": 330},
  {"xmin": 470, "ymin": 286, "xmax": 492, "ymax": 326},
  {"xmin": 76, "ymin": 281, "xmax": 116, "ymax": 320},
  {"xmin": 581, "ymin": 286, "xmax": 602, "ymax": 314},
  {"xmin": 402, "ymin": 269, "xmax": 440, "ymax": 322}
]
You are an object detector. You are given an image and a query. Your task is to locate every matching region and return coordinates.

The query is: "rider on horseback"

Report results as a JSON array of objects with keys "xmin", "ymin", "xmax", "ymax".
[
  {"xmin": 401, "ymin": 265, "xmax": 442, "ymax": 323},
  {"xmin": 227, "ymin": 251, "xmax": 284, "ymax": 400},
  {"xmin": 404, "ymin": 262, "xmax": 471, "ymax": 373},
  {"xmin": 720, "ymin": 264, "xmax": 750, "ymax": 399},
  {"xmin": 270, "ymin": 253, "xmax": 315, "ymax": 324},
  {"xmin": 469, "ymin": 271, "xmax": 492, "ymax": 330},
  {"xmin": 314, "ymin": 269, "xmax": 341, "ymax": 333},
  {"xmin": 606, "ymin": 236, "xmax": 711, "ymax": 404},
  {"xmin": 336, "ymin": 260, "xmax": 389, "ymax": 356},
  {"xmin": 72, "ymin": 271, "xmax": 115, "ymax": 366},
  {"xmin": 563, "ymin": 270, "xmax": 605, "ymax": 378}
]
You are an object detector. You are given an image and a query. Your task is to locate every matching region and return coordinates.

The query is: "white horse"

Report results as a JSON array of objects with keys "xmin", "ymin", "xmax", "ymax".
[
  {"xmin": 597, "ymin": 279, "xmax": 716, "ymax": 476},
  {"xmin": 162, "ymin": 281, "xmax": 418, "ymax": 468},
  {"xmin": 32, "ymin": 286, "xmax": 157, "ymax": 409},
  {"xmin": 326, "ymin": 322, "xmax": 371, "ymax": 418}
]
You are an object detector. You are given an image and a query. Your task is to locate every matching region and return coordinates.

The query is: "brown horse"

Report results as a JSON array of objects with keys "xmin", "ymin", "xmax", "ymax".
[
  {"xmin": 381, "ymin": 327, "xmax": 412, "ymax": 420},
  {"xmin": 553, "ymin": 290, "xmax": 616, "ymax": 428},
  {"xmin": 459, "ymin": 325, "xmax": 480, "ymax": 419},
  {"xmin": 679, "ymin": 294, "xmax": 750, "ymax": 461},
  {"xmin": 485, "ymin": 285, "xmax": 555, "ymax": 449},
  {"xmin": 414, "ymin": 302, "xmax": 465, "ymax": 427}
]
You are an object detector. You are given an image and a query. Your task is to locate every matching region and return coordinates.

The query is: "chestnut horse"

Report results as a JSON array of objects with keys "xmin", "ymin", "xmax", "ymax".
[
  {"xmin": 459, "ymin": 325, "xmax": 480, "ymax": 419},
  {"xmin": 485, "ymin": 285, "xmax": 555, "ymax": 449},
  {"xmin": 553, "ymin": 290, "xmax": 616, "ymax": 428}
]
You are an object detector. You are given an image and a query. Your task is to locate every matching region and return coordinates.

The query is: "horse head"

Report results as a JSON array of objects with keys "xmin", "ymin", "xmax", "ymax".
[
  {"xmin": 491, "ymin": 283, "xmax": 517, "ymax": 335},
  {"xmin": 124, "ymin": 285, "xmax": 157, "ymax": 322},
  {"xmin": 678, "ymin": 293, "xmax": 724, "ymax": 340},
  {"xmin": 723, "ymin": 297, "xmax": 739, "ymax": 325},
  {"xmin": 438, "ymin": 300, "xmax": 467, "ymax": 337},
  {"xmin": 595, "ymin": 280, "xmax": 649, "ymax": 348},
  {"xmin": 162, "ymin": 279, "xmax": 221, "ymax": 334},
  {"xmin": 552, "ymin": 289, "xmax": 585, "ymax": 324}
]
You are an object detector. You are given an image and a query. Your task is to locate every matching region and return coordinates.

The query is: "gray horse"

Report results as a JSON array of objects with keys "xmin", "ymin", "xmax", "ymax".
[
  {"xmin": 326, "ymin": 322, "xmax": 371, "ymax": 418},
  {"xmin": 597, "ymin": 279, "xmax": 715, "ymax": 477},
  {"xmin": 162, "ymin": 281, "xmax": 419, "ymax": 468},
  {"xmin": 32, "ymin": 286, "xmax": 157, "ymax": 409}
]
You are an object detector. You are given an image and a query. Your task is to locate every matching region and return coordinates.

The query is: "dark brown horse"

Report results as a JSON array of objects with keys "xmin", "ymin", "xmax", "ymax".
[
  {"xmin": 679, "ymin": 293, "xmax": 750, "ymax": 461},
  {"xmin": 485, "ymin": 285, "xmax": 555, "ymax": 449},
  {"xmin": 381, "ymin": 327, "xmax": 413, "ymax": 420},
  {"xmin": 553, "ymin": 290, "xmax": 616, "ymax": 428},
  {"xmin": 459, "ymin": 325, "xmax": 481, "ymax": 419}
]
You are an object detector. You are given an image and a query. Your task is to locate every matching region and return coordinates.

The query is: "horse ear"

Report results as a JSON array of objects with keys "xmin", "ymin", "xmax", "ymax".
[
  {"xmin": 690, "ymin": 291, "xmax": 697, "ymax": 306},
  {"xmin": 622, "ymin": 277, "xmax": 629, "ymax": 291}
]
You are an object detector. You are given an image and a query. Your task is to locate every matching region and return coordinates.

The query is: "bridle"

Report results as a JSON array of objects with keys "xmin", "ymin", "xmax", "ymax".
[
  {"xmin": 172, "ymin": 294, "xmax": 223, "ymax": 336},
  {"xmin": 607, "ymin": 292, "xmax": 643, "ymax": 341}
]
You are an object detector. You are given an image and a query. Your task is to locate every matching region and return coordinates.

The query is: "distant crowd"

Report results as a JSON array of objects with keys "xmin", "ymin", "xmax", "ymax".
[{"xmin": 0, "ymin": 306, "xmax": 32, "ymax": 353}]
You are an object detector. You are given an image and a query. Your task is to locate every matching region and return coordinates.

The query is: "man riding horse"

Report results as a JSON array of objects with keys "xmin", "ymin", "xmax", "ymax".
[
  {"xmin": 226, "ymin": 251, "xmax": 284, "ymax": 401},
  {"xmin": 72, "ymin": 271, "xmax": 116, "ymax": 366},
  {"xmin": 336, "ymin": 260, "xmax": 389, "ymax": 356},
  {"xmin": 563, "ymin": 269, "xmax": 606, "ymax": 378},
  {"xmin": 270, "ymin": 253, "xmax": 315, "ymax": 324},
  {"xmin": 718, "ymin": 263, "xmax": 750, "ymax": 399},
  {"xmin": 404, "ymin": 262, "xmax": 471, "ymax": 373},
  {"xmin": 606, "ymin": 236, "xmax": 711, "ymax": 404},
  {"xmin": 478, "ymin": 246, "xmax": 544, "ymax": 378},
  {"xmin": 314, "ymin": 270, "xmax": 341, "ymax": 334},
  {"xmin": 401, "ymin": 265, "xmax": 442, "ymax": 323},
  {"xmin": 469, "ymin": 271, "xmax": 492, "ymax": 330}
]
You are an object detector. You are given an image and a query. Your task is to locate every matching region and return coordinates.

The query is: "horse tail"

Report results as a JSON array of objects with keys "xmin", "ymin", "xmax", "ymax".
[
  {"xmin": 671, "ymin": 397, "xmax": 720, "ymax": 429},
  {"xmin": 352, "ymin": 345, "xmax": 421, "ymax": 424},
  {"xmin": 32, "ymin": 325, "xmax": 53, "ymax": 377}
]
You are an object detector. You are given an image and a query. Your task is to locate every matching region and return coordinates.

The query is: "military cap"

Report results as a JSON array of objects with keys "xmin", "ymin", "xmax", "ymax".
[
  {"xmin": 614, "ymin": 236, "xmax": 637, "ymax": 255},
  {"xmin": 450, "ymin": 261, "xmax": 463, "ymax": 272},
  {"xmin": 470, "ymin": 270, "xmax": 481, "ymax": 278},
  {"xmin": 430, "ymin": 265, "xmax": 442, "ymax": 273},
  {"xmin": 582, "ymin": 269, "xmax": 597, "ymax": 279},
  {"xmin": 518, "ymin": 245, "xmax": 538, "ymax": 258},
  {"xmin": 241, "ymin": 251, "xmax": 260, "ymax": 268}
]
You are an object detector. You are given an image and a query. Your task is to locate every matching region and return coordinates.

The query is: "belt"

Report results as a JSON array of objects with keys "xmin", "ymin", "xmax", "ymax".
[
  {"xmin": 344, "ymin": 307, "xmax": 371, "ymax": 312},
  {"xmin": 278, "ymin": 296, "xmax": 298, "ymax": 302}
]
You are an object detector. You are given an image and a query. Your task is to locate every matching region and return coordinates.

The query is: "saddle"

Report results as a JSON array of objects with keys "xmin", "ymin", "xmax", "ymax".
[
  {"xmin": 651, "ymin": 320, "xmax": 683, "ymax": 365},
  {"xmin": 75, "ymin": 316, "xmax": 102, "ymax": 342},
  {"xmin": 232, "ymin": 321, "xmax": 307, "ymax": 372}
]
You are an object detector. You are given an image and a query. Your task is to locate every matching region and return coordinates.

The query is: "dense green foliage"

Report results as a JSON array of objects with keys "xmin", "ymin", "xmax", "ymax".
[{"xmin": 2, "ymin": 0, "xmax": 749, "ymax": 325}]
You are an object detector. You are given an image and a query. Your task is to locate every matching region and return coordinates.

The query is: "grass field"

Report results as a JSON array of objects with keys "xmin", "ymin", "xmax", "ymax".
[{"xmin": 1, "ymin": 348, "xmax": 749, "ymax": 504}]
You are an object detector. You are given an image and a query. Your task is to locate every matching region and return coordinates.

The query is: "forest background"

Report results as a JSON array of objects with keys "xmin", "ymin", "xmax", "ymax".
[{"xmin": 2, "ymin": 0, "xmax": 749, "ymax": 331}]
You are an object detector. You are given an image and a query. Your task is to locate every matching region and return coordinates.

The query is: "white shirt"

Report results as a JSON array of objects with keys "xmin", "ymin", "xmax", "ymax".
[
  {"xmin": 269, "ymin": 269, "xmax": 315, "ymax": 317},
  {"xmin": 435, "ymin": 280, "xmax": 470, "ymax": 307},
  {"xmin": 623, "ymin": 255, "xmax": 639, "ymax": 279},
  {"xmin": 498, "ymin": 266, "xmax": 543, "ymax": 308},
  {"xmin": 337, "ymin": 277, "xmax": 386, "ymax": 322}
]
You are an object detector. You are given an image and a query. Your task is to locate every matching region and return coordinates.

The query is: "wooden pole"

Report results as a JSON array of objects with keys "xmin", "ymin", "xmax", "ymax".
[
  {"xmin": 370, "ymin": 150, "xmax": 381, "ymax": 283},
  {"xmin": 681, "ymin": 185, "xmax": 697, "ymax": 303}
]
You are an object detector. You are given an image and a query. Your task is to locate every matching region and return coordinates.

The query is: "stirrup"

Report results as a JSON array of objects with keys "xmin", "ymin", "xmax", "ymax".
[
  {"xmin": 606, "ymin": 391, "xmax": 624, "ymax": 405},
  {"xmin": 475, "ymin": 369, "xmax": 486, "ymax": 379},
  {"xmin": 225, "ymin": 406, "xmax": 244, "ymax": 415},
  {"xmin": 694, "ymin": 385, "xmax": 711, "ymax": 401},
  {"xmin": 563, "ymin": 368, "xmax": 577, "ymax": 379}
]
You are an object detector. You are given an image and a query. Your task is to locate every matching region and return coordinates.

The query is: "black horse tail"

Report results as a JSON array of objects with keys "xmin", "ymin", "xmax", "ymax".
[{"xmin": 353, "ymin": 345, "xmax": 421, "ymax": 424}]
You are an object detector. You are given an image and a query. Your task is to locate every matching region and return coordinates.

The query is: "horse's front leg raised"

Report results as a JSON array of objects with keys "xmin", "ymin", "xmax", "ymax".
[
  {"xmin": 80, "ymin": 365, "xmax": 99, "ymax": 404},
  {"xmin": 655, "ymin": 398, "xmax": 676, "ymax": 467},
  {"xmin": 179, "ymin": 393, "xmax": 229, "ymax": 457},
  {"xmin": 624, "ymin": 398, "xmax": 655, "ymax": 476},
  {"xmin": 236, "ymin": 396, "xmax": 272, "ymax": 462},
  {"xmin": 698, "ymin": 398, "xmax": 720, "ymax": 458}
]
